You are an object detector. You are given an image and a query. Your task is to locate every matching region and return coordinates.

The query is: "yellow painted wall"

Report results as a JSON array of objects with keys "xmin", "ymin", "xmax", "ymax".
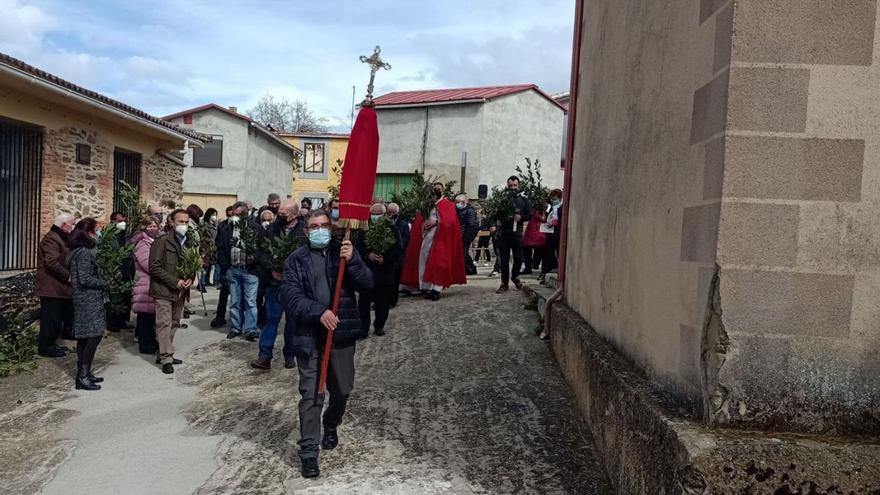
[
  {"xmin": 280, "ymin": 135, "xmax": 348, "ymax": 204},
  {"xmin": 0, "ymin": 84, "xmax": 180, "ymax": 155}
]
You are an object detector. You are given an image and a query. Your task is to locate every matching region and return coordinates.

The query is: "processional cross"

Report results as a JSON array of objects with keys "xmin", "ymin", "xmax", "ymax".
[{"xmin": 359, "ymin": 46, "xmax": 392, "ymax": 105}]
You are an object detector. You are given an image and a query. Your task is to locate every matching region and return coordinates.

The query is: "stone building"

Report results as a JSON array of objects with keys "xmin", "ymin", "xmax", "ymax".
[
  {"xmin": 548, "ymin": 0, "xmax": 880, "ymax": 492},
  {"xmin": 163, "ymin": 104, "xmax": 300, "ymax": 213},
  {"xmin": 0, "ymin": 51, "xmax": 204, "ymax": 274},
  {"xmin": 372, "ymin": 85, "xmax": 565, "ymax": 199}
]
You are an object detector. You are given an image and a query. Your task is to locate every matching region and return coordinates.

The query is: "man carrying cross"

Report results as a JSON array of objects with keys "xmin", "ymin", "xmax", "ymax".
[{"xmin": 281, "ymin": 45, "xmax": 388, "ymax": 479}]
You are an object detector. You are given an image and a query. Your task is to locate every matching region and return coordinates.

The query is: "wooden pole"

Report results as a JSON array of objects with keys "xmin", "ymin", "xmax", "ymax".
[{"xmin": 318, "ymin": 228, "xmax": 351, "ymax": 394}]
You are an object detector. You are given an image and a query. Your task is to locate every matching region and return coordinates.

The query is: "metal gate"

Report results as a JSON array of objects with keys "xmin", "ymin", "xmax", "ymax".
[
  {"xmin": 0, "ymin": 120, "xmax": 43, "ymax": 271},
  {"xmin": 113, "ymin": 149, "xmax": 142, "ymax": 213}
]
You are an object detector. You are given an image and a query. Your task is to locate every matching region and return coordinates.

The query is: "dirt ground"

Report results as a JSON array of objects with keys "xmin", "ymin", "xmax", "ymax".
[{"xmin": 0, "ymin": 275, "xmax": 610, "ymax": 494}]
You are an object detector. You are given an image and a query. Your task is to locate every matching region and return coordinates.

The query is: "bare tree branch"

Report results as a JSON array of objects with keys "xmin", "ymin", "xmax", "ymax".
[{"xmin": 247, "ymin": 94, "xmax": 330, "ymax": 133}]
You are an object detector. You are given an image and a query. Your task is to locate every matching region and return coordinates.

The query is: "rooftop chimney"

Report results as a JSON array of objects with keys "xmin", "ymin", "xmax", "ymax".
[{"xmin": 229, "ymin": 106, "xmax": 238, "ymax": 113}]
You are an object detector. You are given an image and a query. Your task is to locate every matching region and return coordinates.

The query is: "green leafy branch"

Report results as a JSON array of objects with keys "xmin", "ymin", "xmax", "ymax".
[{"xmin": 365, "ymin": 217, "xmax": 396, "ymax": 254}]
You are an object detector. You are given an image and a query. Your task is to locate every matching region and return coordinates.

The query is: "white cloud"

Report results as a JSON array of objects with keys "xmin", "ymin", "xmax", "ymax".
[
  {"xmin": 0, "ymin": 0, "xmax": 574, "ymax": 131},
  {"xmin": 0, "ymin": 0, "xmax": 57, "ymax": 51}
]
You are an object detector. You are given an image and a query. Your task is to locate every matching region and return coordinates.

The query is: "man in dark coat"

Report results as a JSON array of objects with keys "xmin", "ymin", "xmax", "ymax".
[
  {"xmin": 215, "ymin": 202, "xmax": 260, "ymax": 341},
  {"xmin": 496, "ymin": 176, "xmax": 531, "ymax": 293},
  {"xmin": 211, "ymin": 205, "xmax": 236, "ymax": 328},
  {"xmin": 455, "ymin": 194, "xmax": 480, "ymax": 275},
  {"xmin": 386, "ymin": 203, "xmax": 410, "ymax": 308},
  {"xmin": 356, "ymin": 203, "xmax": 403, "ymax": 336},
  {"xmin": 34, "ymin": 213, "xmax": 77, "ymax": 357},
  {"xmin": 280, "ymin": 209, "xmax": 373, "ymax": 479},
  {"xmin": 251, "ymin": 200, "xmax": 303, "ymax": 370}
]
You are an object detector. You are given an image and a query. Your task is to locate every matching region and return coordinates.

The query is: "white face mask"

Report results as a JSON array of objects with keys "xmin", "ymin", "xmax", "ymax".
[
  {"xmin": 210, "ymin": 215, "xmax": 217, "ymax": 222},
  {"xmin": 116, "ymin": 221, "xmax": 127, "ymax": 231},
  {"xmin": 230, "ymin": 216, "xmax": 240, "ymax": 224},
  {"xmin": 174, "ymin": 225, "xmax": 189, "ymax": 236},
  {"xmin": 261, "ymin": 221, "xmax": 271, "ymax": 228}
]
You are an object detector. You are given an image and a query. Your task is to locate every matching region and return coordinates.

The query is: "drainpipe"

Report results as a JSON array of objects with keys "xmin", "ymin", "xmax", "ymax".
[{"xmin": 543, "ymin": 0, "xmax": 584, "ymax": 338}]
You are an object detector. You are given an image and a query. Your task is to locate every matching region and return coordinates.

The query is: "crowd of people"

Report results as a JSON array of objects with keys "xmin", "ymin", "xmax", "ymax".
[{"xmin": 31, "ymin": 174, "xmax": 563, "ymax": 477}]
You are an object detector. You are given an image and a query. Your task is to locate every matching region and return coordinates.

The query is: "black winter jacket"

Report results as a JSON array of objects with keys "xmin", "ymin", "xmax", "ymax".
[
  {"xmin": 280, "ymin": 242, "xmax": 373, "ymax": 357},
  {"xmin": 356, "ymin": 222, "xmax": 403, "ymax": 286}
]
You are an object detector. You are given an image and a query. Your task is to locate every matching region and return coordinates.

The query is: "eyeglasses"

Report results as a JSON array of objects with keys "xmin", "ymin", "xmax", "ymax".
[{"xmin": 307, "ymin": 222, "xmax": 332, "ymax": 230}]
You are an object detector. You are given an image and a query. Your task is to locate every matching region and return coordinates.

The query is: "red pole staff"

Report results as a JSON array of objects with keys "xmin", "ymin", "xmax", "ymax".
[{"xmin": 318, "ymin": 228, "xmax": 350, "ymax": 394}]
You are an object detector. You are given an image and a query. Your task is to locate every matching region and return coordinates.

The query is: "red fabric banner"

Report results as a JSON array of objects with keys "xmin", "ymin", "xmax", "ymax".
[{"xmin": 337, "ymin": 106, "xmax": 379, "ymax": 229}]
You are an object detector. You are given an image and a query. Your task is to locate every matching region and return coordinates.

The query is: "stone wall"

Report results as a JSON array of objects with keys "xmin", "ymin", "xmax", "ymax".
[
  {"xmin": 39, "ymin": 126, "xmax": 183, "ymax": 233},
  {"xmin": 708, "ymin": 0, "xmax": 880, "ymax": 434},
  {"xmin": 41, "ymin": 126, "xmax": 113, "ymax": 231},
  {"xmin": 564, "ymin": 0, "xmax": 880, "ymax": 435},
  {"xmin": 141, "ymin": 153, "xmax": 184, "ymax": 208}
]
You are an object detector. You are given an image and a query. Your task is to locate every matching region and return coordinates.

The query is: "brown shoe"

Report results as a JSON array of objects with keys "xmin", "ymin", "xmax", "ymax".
[
  {"xmin": 496, "ymin": 284, "xmax": 509, "ymax": 294},
  {"xmin": 513, "ymin": 278, "xmax": 523, "ymax": 290},
  {"xmin": 250, "ymin": 357, "xmax": 271, "ymax": 370}
]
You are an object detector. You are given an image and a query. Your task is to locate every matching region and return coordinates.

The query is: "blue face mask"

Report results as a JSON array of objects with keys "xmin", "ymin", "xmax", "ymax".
[
  {"xmin": 371, "ymin": 214, "xmax": 383, "ymax": 223},
  {"xmin": 308, "ymin": 228, "xmax": 331, "ymax": 249},
  {"xmin": 330, "ymin": 208, "xmax": 340, "ymax": 221},
  {"xmin": 456, "ymin": 203, "xmax": 465, "ymax": 210}
]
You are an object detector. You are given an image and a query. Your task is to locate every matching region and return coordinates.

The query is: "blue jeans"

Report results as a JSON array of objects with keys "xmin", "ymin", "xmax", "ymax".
[
  {"xmin": 258, "ymin": 286, "xmax": 294, "ymax": 360},
  {"xmin": 227, "ymin": 267, "xmax": 258, "ymax": 336}
]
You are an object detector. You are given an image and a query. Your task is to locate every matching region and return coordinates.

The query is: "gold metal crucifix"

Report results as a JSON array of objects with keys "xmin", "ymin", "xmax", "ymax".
[{"xmin": 359, "ymin": 46, "xmax": 391, "ymax": 104}]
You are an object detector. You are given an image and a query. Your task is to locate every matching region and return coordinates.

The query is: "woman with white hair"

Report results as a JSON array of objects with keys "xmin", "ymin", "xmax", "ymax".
[{"xmin": 34, "ymin": 213, "xmax": 77, "ymax": 357}]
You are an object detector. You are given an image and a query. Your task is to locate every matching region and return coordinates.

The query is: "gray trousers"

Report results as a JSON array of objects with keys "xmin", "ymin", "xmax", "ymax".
[{"xmin": 296, "ymin": 342, "xmax": 356, "ymax": 459}]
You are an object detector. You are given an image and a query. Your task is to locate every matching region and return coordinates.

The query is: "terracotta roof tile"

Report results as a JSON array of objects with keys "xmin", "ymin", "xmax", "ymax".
[
  {"xmin": 373, "ymin": 84, "xmax": 566, "ymax": 110},
  {"xmin": 0, "ymin": 51, "xmax": 207, "ymax": 143}
]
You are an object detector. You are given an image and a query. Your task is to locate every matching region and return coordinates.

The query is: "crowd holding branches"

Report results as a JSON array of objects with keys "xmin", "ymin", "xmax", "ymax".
[{"xmin": 390, "ymin": 171, "xmax": 457, "ymax": 219}]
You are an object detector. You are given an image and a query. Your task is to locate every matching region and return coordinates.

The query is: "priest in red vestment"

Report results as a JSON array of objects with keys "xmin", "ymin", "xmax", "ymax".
[{"xmin": 401, "ymin": 182, "xmax": 467, "ymax": 300}]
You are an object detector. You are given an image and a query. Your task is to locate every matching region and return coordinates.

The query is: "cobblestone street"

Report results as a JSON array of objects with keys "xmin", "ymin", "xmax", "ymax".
[{"xmin": 1, "ymin": 275, "xmax": 610, "ymax": 494}]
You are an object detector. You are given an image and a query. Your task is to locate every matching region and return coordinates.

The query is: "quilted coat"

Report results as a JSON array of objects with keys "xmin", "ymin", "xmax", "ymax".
[{"xmin": 131, "ymin": 231, "xmax": 156, "ymax": 314}]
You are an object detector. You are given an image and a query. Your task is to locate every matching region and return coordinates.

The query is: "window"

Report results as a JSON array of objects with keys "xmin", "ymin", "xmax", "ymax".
[
  {"xmin": 193, "ymin": 136, "xmax": 223, "ymax": 168},
  {"xmin": 113, "ymin": 149, "xmax": 142, "ymax": 213},
  {"xmin": 303, "ymin": 142, "xmax": 325, "ymax": 174},
  {"xmin": 0, "ymin": 119, "xmax": 43, "ymax": 271}
]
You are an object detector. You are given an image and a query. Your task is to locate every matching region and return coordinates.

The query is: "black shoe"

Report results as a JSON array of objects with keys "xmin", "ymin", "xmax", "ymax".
[
  {"xmin": 284, "ymin": 358, "xmax": 296, "ymax": 369},
  {"xmin": 244, "ymin": 332, "xmax": 259, "ymax": 342},
  {"xmin": 301, "ymin": 457, "xmax": 320, "ymax": 478},
  {"xmin": 210, "ymin": 318, "xmax": 227, "ymax": 329},
  {"xmin": 374, "ymin": 327, "xmax": 386, "ymax": 336},
  {"xmin": 87, "ymin": 370, "xmax": 104, "ymax": 383},
  {"xmin": 226, "ymin": 329, "xmax": 241, "ymax": 339},
  {"xmin": 155, "ymin": 356, "xmax": 182, "ymax": 365},
  {"xmin": 39, "ymin": 347, "xmax": 66, "ymax": 358},
  {"xmin": 75, "ymin": 364, "xmax": 101, "ymax": 391},
  {"xmin": 513, "ymin": 278, "xmax": 523, "ymax": 290},
  {"xmin": 250, "ymin": 357, "xmax": 271, "ymax": 370},
  {"xmin": 322, "ymin": 429, "xmax": 338, "ymax": 450},
  {"xmin": 429, "ymin": 290, "xmax": 441, "ymax": 301},
  {"xmin": 162, "ymin": 363, "xmax": 174, "ymax": 374}
]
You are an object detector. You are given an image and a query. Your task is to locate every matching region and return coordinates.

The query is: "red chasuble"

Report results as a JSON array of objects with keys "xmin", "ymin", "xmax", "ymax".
[{"xmin": 401, "ymin": 198, "xmax": 467, "ymax": 289}]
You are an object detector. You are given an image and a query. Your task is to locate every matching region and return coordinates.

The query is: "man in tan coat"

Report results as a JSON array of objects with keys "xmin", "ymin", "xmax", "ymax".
[{"xmin": 149, "ymin": 209, "xmax": 192, "ymax": 374}]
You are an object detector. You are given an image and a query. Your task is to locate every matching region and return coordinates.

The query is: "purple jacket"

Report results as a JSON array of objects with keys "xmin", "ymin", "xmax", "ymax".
[{"xmin": 131, "ymin": 231, "xmax": 156, "ymax": 314}]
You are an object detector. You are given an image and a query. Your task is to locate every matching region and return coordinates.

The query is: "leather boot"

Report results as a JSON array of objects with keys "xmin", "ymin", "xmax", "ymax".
[
  {"xmin": 87, "ymin": 369, "xmax": 104, "ymax": 383},
  {"xmin": 75, "ymin": 364, "xmax": 101, "ymax": 391}
]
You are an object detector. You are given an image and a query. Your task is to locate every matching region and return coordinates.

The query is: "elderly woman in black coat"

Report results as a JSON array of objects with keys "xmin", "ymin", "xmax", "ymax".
[{"xmin": 67, "ymin": 218, "xmax": 107, "ymax": 391}]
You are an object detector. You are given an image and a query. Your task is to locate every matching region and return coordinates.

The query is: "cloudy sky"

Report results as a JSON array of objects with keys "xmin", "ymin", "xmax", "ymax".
[{"xmin": 0, "ymin": 0, "xmax": 574, "ymax": 131}]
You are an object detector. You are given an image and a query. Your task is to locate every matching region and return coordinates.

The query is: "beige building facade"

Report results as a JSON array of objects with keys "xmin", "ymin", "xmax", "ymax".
[{"xmin": 561, "ymin": 0, "xmax": 880, "ymax": 435}]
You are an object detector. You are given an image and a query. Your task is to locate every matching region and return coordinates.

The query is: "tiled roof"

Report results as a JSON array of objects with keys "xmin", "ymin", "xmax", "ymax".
[
  {"xmin": 163, "ymin": 104, "xmax": 300, "ymax": 154},
  {"xmin": 373, "ymin": 84, "xmax": 567, "ymax": 111},
  {"xmin": 0, "ymin": 51, "xmax": 206, "ymax": 143},
  {"xmin": 276, "ymin": 132, "xmax": 350, "ymax": 139}
]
